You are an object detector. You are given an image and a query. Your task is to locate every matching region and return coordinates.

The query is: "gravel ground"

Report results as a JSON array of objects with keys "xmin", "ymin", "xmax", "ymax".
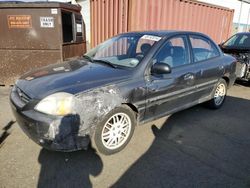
[{"xmin": 0, "ymin": 83, "xmax": 250, "ymax": 188}]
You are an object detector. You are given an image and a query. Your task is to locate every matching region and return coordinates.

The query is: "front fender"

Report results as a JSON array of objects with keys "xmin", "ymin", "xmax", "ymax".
[{"xmin": 74, "ymin": 85, "xmax": 127, "ymax": 135}]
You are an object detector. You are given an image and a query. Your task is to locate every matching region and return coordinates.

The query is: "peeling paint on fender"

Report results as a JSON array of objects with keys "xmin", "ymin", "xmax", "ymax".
[
  {"xmin": 40, "ymin": 85, "xmax": 127, "ymax": 151},
  {"xmin": 74, "ymin": 85, "xmax": 127, "ymax": 136}
]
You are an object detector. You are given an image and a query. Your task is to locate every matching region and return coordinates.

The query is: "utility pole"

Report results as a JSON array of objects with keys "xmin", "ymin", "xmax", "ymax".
[
  {"xmin": 238, "ymin": 0, "xmax": 243, "ymax": 32},
  {"xmin": 239, "ymin": 0, "xmax": 250, "ymax": 32},
  {"xmin": 247, "ymin": 8, "xmax": 250, "ymax": 31}
]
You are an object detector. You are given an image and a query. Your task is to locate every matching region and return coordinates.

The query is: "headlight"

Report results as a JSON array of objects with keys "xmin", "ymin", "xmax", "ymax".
[{"xmin": 35, "ymin": 92, "xmax": 75, "ymax": 116}]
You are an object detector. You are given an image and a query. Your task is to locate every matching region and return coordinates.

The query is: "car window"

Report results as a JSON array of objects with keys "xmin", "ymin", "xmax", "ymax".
[
  {"xmin": 86, "ymin": 34, "xmax": 160, "ymax": 68},
  {"xmin": 239, "ymin": 35, "xmax": 248, "ymax": 45},
  {"xmin": 223, "ymin": 33, "xmax": 250, "ymax": 48},
  {"xmin": 238, "ymin": 35, "xmax": 250, "ymax": 47},
  {"xmin": 136, "ymin": 38, "xmax": 155, "ymax": 53},
  {"xmin": 190, "ymin": 35, "xmax": 220, "ymax": 62},
  {"xmin": 224, "ymin": 35, "xmax": 237, "ymax": 46},
  {"xmin": 153, "ymin": 36, "xmax": 189, "ymax": 68},
  {"xmin": 135, "ymin": 38, "xmax": 155, "ymax": 61},
  {"xmin": 95, "ymin": 37, "xmax": 131, "ymax": 57}
]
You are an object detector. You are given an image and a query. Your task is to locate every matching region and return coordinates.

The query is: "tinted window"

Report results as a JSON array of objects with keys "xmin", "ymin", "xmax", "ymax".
[
  {"xmin": 153, "ymin": 36, "xmax": 189, "ymax": 68},
  {"xmin": 223, "ymin": 33, "xmax": 250, "ymax": 48},
  {"xmin": 190, "ymin": 35, "xmax": 220, "ymax": 62}
]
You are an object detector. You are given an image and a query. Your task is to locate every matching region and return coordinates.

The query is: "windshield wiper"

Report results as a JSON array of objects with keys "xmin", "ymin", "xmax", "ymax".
[
  {"xmin": 93, "ymin": 59, "xmax": 117, "ymax": 68},
  {"xmin": 83, "ymin": 55, "xmax": 117, "ymax": 68},
  {"xmin": 82, "ymin": 55, "xmax": 93, "ymax": 63}
]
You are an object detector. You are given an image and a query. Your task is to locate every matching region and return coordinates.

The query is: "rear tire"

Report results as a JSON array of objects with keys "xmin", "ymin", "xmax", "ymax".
[
  {"xmin": 206, "ymin": 79, "xmax": 227, "ymax": 109},
  {"xmin": 91, "ymin": 105, "xmax": 136, "ymax": 155}
]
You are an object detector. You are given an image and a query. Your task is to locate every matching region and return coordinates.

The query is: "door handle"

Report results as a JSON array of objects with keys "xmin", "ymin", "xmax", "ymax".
[{"xmin": 184, "ymin": 73, "xmax": 194, "ymax": 80}]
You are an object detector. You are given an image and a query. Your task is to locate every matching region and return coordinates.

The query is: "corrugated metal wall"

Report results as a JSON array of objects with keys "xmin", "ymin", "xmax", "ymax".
[
  {"xmin": 90, "ymin": 0, "xmax": 234, "ymax": 47},
  {"xmin": 90, "ymin": 0, "xmax": 129, "ymax": 47}
]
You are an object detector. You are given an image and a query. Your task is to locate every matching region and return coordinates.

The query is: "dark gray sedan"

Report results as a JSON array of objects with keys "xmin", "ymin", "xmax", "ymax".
[{"xmin": 10, "ymin": 31, "xmax": 237, "ymax": 155}]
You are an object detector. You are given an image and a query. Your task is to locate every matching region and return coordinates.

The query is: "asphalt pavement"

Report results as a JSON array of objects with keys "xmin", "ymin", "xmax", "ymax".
[{"xmin": 0, "ymin": 82, "xmax": 250, "ymax": 188}]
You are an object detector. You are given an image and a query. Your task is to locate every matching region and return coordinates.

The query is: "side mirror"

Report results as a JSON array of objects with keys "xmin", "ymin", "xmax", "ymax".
[{"xmin": 151, "ymin": 63, "xmax": 171, "ymax": 75}]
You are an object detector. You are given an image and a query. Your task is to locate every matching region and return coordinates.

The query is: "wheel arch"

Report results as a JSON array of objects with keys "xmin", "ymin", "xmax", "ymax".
[
  {"xmin": 122, "ymin": 103, "xmax": 138, "ymax": 113},
  {"xmin": 222, "ymin": 76, "xmax": 230, "ymax": 87}
]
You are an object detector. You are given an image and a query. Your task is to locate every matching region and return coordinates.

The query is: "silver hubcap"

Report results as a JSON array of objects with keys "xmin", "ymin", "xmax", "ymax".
[
  {"xmin": 214, "ymin": 83, "xmax": 226, "ymax": 105},
  {"xmin": 101, "ymin": 113, "xmax": 132, "ymax": 150}
]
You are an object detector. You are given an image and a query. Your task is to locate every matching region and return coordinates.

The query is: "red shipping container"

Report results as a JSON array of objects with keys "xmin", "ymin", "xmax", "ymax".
[{"xmin": 90, "ymin": 0, "xmax": 234, "ymax": 47}]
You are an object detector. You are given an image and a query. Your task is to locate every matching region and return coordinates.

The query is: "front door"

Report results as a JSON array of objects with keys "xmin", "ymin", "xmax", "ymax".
[{"xmin": 144, "ymin": 35, "xmax": 198, "ymax": 121}]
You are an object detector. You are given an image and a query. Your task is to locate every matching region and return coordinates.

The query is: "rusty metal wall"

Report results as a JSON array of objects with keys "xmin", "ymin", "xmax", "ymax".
[
  {"xmin": 90, "ymin": 0, "xmax": 234, "ymax": 47},
  {"xmin": 63, "ymin": 43, "xmax": 86, "ymax": 59},
  {"xmin": 0, "ymin": 50, "xmax": 62, "ymax": 85},
  {"xmin": 0, "ymin": 3, "xmax": 86, "ymax": 85},
  {"xmin": 0, "ymin": 8, "xmax": 62, "ymax": 85},
  {"xmin": 129, "ymin": 0, "xmax": 234, "ymax": 43},
  {"xmin": 90, "ymin": 0, "xmax": 129, "ymax": 47},
  {"xmin": 0, "ymin": 8, "xmax": 62, "ymax": 50}
]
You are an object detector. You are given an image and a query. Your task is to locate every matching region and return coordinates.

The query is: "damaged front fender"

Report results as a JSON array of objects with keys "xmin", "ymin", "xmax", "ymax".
[
  {"xmin": 33, "ymin": 85, "xmax": 127, "ymax": 151},
  {"xmin": 74, "ymin": 85, "xmax": 127, "ymax": 136}
]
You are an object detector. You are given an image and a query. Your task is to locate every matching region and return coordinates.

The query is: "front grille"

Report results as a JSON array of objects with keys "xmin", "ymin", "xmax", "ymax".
[{"xmin": 16, "ymin": 87, "xmax": 31, "ymax": 104}]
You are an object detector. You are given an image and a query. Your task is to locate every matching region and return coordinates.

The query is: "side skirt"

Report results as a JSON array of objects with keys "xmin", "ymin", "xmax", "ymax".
[{"xmin": 139, "ymin": 95, "xmax": 211, "ymax": 125}]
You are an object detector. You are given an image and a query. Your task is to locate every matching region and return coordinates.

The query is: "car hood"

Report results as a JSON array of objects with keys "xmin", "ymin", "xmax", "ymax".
[{"xmin": 16, "ymin": 59, "xmax": 132, "ymax": 99}]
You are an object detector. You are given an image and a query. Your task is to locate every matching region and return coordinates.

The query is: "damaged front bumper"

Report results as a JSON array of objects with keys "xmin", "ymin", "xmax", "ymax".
[{"xmin": 10, "ymin": 89, "xmax": 90, "ymax": 152}]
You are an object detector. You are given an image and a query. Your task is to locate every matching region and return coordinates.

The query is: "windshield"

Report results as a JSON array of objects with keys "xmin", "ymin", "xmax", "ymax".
[
  {"xmin": 223, "ymin": 33, "xmax": 250, "ymax": 48},
  {"xmin": 85, "ymin": 34, "xmax": 161, "ymax": 68}
]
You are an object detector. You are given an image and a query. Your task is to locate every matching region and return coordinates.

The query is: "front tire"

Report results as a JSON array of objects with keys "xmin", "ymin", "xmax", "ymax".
[
  {"xmin": 92, "ymin": 105, "xmax": 136, "ymax": 155},
  {"xmin": 207, "ymin": 79, "xmax": 227, "ymax": 109}
]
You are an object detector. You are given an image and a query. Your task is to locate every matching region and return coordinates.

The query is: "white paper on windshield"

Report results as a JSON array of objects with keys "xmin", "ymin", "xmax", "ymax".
[{"xmin": 141, "ymin": 35, "xmax": 161, "ymax": 41}]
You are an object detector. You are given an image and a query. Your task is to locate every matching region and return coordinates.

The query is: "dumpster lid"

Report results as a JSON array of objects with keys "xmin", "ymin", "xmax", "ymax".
[{"xmin": 0, "ymin": 1, "xmax": 81, "ymax": 12}]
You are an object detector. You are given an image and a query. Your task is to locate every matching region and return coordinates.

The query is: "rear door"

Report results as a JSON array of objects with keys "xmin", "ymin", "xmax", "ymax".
[
  {"xmin": 188, "ymin": 35, "xmax": 223, "ymax": 99},
  {"xmin": 144, "ymin": 35, "xmax": 199, "ymax": 120}
]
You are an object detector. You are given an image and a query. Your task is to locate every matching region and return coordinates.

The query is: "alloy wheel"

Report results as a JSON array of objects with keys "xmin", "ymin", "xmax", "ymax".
[
  {"xmin": 101, "ymin": 112, "xmax": 132, "ymax": 150},
  {"xmin": 214, "ymin": 83, "xmax": 226, "ymax": 105}
]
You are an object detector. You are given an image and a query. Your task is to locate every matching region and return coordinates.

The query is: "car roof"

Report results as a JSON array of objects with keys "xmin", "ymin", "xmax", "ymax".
[
  {"xmin": 121, "ymin": 30, "xmax": 207, "ymax": 37},
  {"xmin": 235, "ymin": 32, "xmax": 250, "ymax": 35}
]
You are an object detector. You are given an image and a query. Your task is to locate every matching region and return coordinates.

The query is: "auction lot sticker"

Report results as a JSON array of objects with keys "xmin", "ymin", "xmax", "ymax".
[
  {"xmin": 8, "ymin": 15, "xmax": 32, "ymax": 28},
  {"xmin": 141, "ymin": 35, "xmax": 162, "ymax": 41},
  {"xmin": 40, "ymin": 17, "xmax": 54, "ymax": 28}
]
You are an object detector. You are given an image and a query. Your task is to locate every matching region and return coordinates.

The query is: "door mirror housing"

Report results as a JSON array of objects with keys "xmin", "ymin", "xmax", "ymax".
[{"xmin": 151, "ymin": 63, "xmax": 171, "ymax": 75}]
